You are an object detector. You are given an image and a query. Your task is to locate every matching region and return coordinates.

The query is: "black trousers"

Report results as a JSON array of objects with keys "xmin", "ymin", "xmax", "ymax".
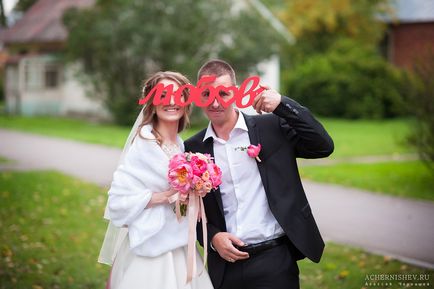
[{"xmin": 218, "ymin": 242, "xmax": 300, "ymax": 289}]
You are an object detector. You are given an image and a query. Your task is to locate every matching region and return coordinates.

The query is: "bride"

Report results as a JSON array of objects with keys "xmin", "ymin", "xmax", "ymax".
[{"xmin": 98, "ymin": 71, "xmax": 213, "ymax": 289}]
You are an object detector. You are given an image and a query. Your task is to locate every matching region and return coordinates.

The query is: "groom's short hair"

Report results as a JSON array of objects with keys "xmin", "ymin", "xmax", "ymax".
[{"xmin": 197, "ymin": 59, "xmax": 236, "ymax": 85}]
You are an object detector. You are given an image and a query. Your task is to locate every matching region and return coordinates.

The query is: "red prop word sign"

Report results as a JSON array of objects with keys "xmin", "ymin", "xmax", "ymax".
[{"xmin": 138, "ymin": 75, "xmax": 265, "ymax": 108}]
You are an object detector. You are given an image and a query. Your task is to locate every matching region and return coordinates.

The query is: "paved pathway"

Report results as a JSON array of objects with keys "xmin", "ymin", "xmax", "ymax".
[
  {"xmin": 0, "ymin": 129, "xmax": 120, "ymax": 186},
  {"xmin": 1, "ymin": 129, "xmax": 434, "ymax": 269},
  {"xmin": 304, "ymin": 181, "xmax": 434, "ymax": 269}
]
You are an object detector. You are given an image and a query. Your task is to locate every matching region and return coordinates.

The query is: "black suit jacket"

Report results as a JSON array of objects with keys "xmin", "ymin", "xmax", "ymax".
[{"xmin": 184, "ymin": 96, "xmax": 334, "ymax": 287}]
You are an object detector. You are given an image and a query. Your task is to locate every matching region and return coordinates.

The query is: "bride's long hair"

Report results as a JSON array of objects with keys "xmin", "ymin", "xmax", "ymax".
[{"xmin": 136, "ymin": 71, "xmax": 192, "ymax": 144}]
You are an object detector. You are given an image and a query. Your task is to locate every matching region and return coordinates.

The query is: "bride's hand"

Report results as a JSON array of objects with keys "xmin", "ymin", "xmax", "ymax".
[
  {"xmin": 146, "ymin": 189, "xmax": 177, "ymax": 208},
  {"xmin": 165, "ymin": 188, "xmax": 178, "ymax": 198}
]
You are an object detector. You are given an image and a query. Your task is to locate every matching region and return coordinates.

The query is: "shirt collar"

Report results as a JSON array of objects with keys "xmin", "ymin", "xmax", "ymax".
[{"xmin": 203, "ymin": 110, "xmax": 248, "ymax": 142}]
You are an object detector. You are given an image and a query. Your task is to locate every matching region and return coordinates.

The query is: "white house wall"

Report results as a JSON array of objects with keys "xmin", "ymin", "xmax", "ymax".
[
  {"xmin": 4, "ymin": 55, "xmax": 110, "ymax": 120},
  {"xmin": 60, "ymin": 64, "xmax": 110, "ymax": 119}
]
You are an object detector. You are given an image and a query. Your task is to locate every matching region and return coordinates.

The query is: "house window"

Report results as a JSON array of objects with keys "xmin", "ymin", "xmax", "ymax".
[
  {"xmin": 22, "ymin": 57, "xmax": 62, "ymax": 90},
  {"xmin": 23, "ymin": 59, "xmax": 43, "ymax": 90},
  {"xmin": 45, "ymin": 64, "xmax": 60, "ymax": 88}
]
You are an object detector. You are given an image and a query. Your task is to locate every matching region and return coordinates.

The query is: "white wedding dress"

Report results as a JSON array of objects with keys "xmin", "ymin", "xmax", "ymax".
[
  {"xmin": 105, "ymin": 124, "xmax": 213, "ymax": 289},
  {"xmin": 109, "ymin": 237, "xmax": 211, "ymax": 289}
]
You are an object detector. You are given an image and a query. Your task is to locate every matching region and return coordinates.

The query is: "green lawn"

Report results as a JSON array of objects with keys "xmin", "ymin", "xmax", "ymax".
[
  {"xmin": 0, "ymin": 171, "xmax": 110, "ymax": 289},
  {"xmin": 0, "ymin": 115, "xmax": 413, "ymax": 157},
  {"xmin": 0, "ymin": 115, "xmax": 131, "ymax": 148},
  {"xmin": 299, "ymin": 243, "xmax": 433, "ymax": 289},
  {"xmin": 0, "ymin": 156, "xmax": 10, "ymax": 163},
  {"xmin": 300, "ymin": 161, "xmax": 434, "ymax": 201},
  {"xmin": 321, "ymin": 117, "xmax": 413, "ymax": 158},
  {"xmin": 1, "ymin": 171, "xmax": 432, "ymax": 289}
]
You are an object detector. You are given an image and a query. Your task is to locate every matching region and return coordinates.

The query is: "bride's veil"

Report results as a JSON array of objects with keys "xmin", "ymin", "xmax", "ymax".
[{"xmin": 98, "ymin": 106, "xmax": 145, "ymax": 265}]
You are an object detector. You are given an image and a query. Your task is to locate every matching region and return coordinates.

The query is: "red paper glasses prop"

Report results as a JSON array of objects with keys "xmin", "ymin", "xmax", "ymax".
[{"xmin": 138, "ymin": 75, "xmax": 265, "ymax": 108}]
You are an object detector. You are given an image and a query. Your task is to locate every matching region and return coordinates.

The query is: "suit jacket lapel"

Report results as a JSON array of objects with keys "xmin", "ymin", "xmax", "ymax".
[
  {"xmin": 244, "ymin": 113, "xmax": 269, "ymax": 193},
  {"xmin": 202, "ymin": 136, "xmax": 225, "ymax": 217}
]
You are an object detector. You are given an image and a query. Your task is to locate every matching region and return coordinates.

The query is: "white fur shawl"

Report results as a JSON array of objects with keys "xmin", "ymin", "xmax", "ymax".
[{"xmin": 108, "ymin": 124, "xmax": 188, "ymax": 257}]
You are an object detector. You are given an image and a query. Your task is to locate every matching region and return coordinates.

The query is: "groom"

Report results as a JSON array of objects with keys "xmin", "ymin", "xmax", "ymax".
[{"xmin": 184, "ymin": 59, "xmax": 334, "ymax": 289}]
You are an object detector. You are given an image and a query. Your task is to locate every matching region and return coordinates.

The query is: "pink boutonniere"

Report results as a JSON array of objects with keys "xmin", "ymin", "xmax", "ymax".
[{"xmin": 235, "ymin": 144, "xmax": 262, "ymax": 162}]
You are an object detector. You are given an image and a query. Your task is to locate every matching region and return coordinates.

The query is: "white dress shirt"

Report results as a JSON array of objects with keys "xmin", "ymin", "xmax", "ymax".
[
  {"xmin": 203, "ymin": 112, "xmax": 284, "ymax": 244},
  {"xmin": 108, "ymin": 124, "xmax": 189, "ymax": 257}
]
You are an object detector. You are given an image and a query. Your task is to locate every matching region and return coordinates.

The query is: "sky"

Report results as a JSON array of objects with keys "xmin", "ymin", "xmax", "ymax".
[{"xmin": 4, "ymin": 0, "xmax": 19, "ymax": 15}]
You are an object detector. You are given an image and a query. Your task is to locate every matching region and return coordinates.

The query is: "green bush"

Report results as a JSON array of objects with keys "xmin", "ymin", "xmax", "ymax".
[
  {"xmin": 283, "ymin": 39, "xmax": 409, "ymax": 119},
  {"xmin": 406, "ymin": 49, "xmax": 434, "ymax": 167}
]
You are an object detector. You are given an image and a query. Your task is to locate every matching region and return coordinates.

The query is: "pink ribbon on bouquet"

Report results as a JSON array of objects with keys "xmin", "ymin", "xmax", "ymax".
[
  {"xmin": 168, "ymin": 192, "xmax": 185, "ymax": 222},
  {"xmin": 168, "ymin": 192, "xmax": 208, "ymax": 284}
]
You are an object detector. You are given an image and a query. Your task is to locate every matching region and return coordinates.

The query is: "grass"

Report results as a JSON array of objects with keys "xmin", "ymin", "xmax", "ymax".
[
  {"xmin": 1, "ymin": 170, "xmax": 432, "ymax": 289},
  {"xmin": 320, "ymin": 117, "xmax": 413, "ymax": 158},
  {"xmin": 299, "ymin": 242, "xmax": 433, "ymax": 289},
  {"xmin": 0, "ymin": 115, "xmax": 131, "ymax": 148},
  {"xmin": 0, "ymin": 115, "xmax": 413, "ymax": 157},
  {"xmin": 0, "ymin": 156, "xmax": 11, "ymax": 163},
  {"xmin": 300, "ymin": 161, "xmax": 434, "ymax": 201},
  {"xmin": 0, "ymin": 171, "xmax": 110, "ymax": 289}
]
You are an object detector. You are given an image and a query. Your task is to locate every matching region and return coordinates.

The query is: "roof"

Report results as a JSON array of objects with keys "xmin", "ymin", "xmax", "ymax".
[
  {"xmin": 385, "ymin": 0, "xmax": 434, "ymax": 23},
  {"xmin": 2, "ymin": 0, "xmax": 94, "ymax": 45}
]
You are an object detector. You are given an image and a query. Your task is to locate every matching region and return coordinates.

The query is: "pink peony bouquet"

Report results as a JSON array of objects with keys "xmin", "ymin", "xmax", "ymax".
[
  {"xmin": 168, "ymin": 152, "xmax": 222, "ymax": 208},
  {"xmin": 167, "ymin": 152, "xmax": 222, "ymax": 282}
]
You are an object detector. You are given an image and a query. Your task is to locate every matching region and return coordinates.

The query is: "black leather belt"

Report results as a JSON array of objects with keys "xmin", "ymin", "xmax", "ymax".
[{"xmin": 235, "ymin": 236, "xmax": 288, "ymax": 255}]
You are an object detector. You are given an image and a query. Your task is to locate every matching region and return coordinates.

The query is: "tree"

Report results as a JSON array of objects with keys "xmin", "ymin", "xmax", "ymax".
[
  {"xmin": 0, "ymin": 0, "xmax": 6, "ymax": 27},
  {"xmin": 13, "ymin": 0, "xmax": 37, "ymax": 12},
  {"xmin": 64, "ymin": 0, "xmax": 280, "ymax": 125},
  {"xmin": 279, "ymin": 0, "xmax": 392, "ymax": 64}
]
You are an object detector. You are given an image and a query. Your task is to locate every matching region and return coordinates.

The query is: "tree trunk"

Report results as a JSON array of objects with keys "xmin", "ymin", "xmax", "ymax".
[{"xmin": 0, "ymin": 0, "xmax": 6, "ymax": 27}]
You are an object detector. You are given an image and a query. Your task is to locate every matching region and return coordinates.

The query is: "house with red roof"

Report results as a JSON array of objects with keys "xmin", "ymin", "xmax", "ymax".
[{"xmin": 1, "ymin": 0, "xmax": 110, "ymax": 119}]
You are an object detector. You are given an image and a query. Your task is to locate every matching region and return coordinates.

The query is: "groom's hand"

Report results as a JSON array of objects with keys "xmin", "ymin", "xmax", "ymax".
[
  {"xmin": 252, "ymin": 85, "xmax": 282, "ymax": 114},
  {"xmin": 211, "ymin": 232, "xmax": 249, "ymax": 263}
]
